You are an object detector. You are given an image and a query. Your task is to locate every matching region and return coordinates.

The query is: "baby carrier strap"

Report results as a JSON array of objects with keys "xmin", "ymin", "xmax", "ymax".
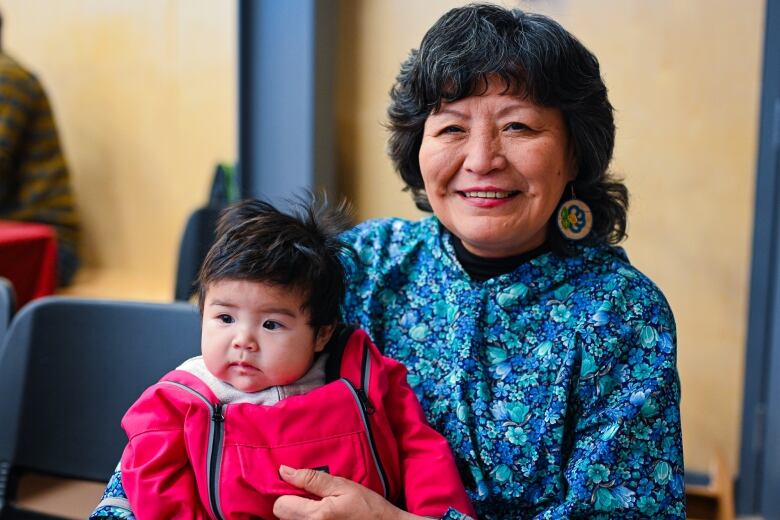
[{"xmin": 323, "ymin": 324, "xmax": 356, "ymax": 384}]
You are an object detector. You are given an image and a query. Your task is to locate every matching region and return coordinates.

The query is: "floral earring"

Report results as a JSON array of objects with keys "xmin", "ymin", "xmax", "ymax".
[{"xmin": 557, "ymin": 184, "xmax": 592, "ymax": 240}]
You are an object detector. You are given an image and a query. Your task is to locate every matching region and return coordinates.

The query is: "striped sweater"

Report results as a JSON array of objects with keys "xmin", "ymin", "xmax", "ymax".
[{"xmin": 0, "ymin": 52, "xmax": 80, "ymax": 266}]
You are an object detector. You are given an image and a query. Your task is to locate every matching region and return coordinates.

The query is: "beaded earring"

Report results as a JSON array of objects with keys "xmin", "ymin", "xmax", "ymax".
[{"xmin": 557, "ymin": 185, "xmax": 592, "ymax": 240}]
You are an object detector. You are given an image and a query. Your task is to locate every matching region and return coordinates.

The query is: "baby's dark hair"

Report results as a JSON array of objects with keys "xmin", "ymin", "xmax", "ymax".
[{"xmin": 197, "ymin": 195, "xmax": 353, "ymax": 328}]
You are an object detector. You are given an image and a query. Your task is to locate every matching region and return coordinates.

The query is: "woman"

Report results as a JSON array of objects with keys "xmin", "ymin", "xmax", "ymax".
[{"xmin": 92, "ymin": 4, "xmax": 684, "ymax": 519}]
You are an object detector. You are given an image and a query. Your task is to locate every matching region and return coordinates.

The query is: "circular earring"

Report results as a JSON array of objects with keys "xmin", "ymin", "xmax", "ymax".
[{"xmin": 557, "ymin": 185, "xmax": 592, "ymax": 240}]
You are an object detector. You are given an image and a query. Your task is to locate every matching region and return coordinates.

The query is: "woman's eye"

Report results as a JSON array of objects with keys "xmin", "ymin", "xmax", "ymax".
[
  {"xmin": 263, "ymin": 320, "xmax": 283, "ymax": 330},
  {"xmin": 441, "ymin": 125, "xmax": 464, "ymax": 134},
  {"xmin": 218, "ymin": 314, "xmax": 234, "ymax": 324},
  {"xmin": 505, "ymin": 122, "xmax": 529, "ymax": 131}
]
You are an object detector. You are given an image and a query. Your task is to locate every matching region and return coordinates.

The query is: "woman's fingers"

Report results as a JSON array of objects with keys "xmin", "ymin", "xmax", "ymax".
[
  {"xmin": 273, "ymin": 465, "xmax": 344, "ymax": 520},
  {"xmin": 274, "ymin": 465, "xmax": 409, "ymax": 520},
  {"xmin": 278, "ymin": 464, "xmax": 346, "ymax": 497},
  {"xmin": 273, "ymin": 494, "xmax": 336, "ymax": 520}
]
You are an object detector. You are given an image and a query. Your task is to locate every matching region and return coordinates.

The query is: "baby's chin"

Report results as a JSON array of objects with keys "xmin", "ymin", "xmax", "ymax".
[{"xmin": 226, "ymin": 379, "xmax": 270, "ymax": 393}]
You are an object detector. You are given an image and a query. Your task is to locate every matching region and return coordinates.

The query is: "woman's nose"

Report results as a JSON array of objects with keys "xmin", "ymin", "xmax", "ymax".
[{"xmin": 463, "ymin": 131, "xmax": 506, "ymax": 174}]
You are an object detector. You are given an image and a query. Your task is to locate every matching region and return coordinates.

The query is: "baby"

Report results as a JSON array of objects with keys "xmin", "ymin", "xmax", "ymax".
[{"xmin": 120, "ymin": 198, "xmax": 475, "ymax": 519}]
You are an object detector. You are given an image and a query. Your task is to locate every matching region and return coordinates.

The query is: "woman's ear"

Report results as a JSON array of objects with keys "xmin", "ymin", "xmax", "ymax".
[{"xmin": 313, "ymin": 323, "xmax": 336, "ymax": 352}]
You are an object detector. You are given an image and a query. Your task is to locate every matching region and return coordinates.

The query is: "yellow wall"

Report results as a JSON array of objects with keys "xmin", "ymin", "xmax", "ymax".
[
  {"xmin": 1, "ymin": 0, "xmax": 236, "ymax": 301},
  {"xmin": 338, "ymin": 0, "xmax": 764, "ymax": 474}
]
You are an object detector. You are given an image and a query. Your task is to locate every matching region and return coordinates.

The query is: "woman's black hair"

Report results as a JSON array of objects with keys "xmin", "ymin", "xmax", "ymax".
[
  {"xmin": 197, "ymin": 194, "xmax": 353, "ymax": 327},
  {"xmin": 387, "ymin": 3, "xmax": 628, "ymax": 253}
]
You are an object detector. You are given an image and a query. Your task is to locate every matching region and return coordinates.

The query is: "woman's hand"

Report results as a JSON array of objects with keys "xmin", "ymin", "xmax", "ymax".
[{"xmin": 273, "ymin": 465, "xmax": 421, "ymax": 520}]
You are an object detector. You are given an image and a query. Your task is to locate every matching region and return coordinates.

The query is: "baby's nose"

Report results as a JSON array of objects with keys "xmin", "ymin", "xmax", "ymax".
[{"xmin": 233, "ymin": 331, "xmax": 259, "ymax": 351}]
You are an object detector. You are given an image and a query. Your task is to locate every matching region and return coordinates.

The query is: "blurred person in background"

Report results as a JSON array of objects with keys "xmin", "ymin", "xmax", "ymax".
[{"xmin": 0, "ymin": 10, "xmax": 81, "ymax": 286}]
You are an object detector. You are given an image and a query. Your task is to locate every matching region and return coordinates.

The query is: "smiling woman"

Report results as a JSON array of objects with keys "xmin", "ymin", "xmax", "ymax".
[
  {"xmin": 419, "ymin": 80, "xmax": 574, "ymax": 257},
  {"xmin": 386, "ymin": 6, "xmax": 628, "ymax": 260}
]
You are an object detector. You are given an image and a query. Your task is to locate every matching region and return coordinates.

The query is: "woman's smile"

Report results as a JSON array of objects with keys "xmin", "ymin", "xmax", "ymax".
[{"xmin": 457, "ymin": 186, "xmax": 520, "ymax": 207}]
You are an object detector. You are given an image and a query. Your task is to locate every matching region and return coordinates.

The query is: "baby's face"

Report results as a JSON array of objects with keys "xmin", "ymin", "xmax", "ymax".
[{"xmin": 201, "ymin": 280, "xmax": 332, "ymax": 393}]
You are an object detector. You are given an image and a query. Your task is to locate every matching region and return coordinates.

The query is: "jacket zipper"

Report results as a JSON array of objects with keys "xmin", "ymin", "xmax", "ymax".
[
  {"xmin": 162, "ymin": 381, "xmax": 226, "ymax": 520},
  {"xmin": 340, "ymin": 378, "xmax": 388, "ymax": 499},
  {"xmin": 208, "ymin": 403, "xmax": 225, "ymax": 520},
  {"xmin": 360, "ymin": 339, "xmax": 371, "ymax": 392},
  {"xmin": 342, "ymin": 340, "xmax": 389, "ymax": 498}
]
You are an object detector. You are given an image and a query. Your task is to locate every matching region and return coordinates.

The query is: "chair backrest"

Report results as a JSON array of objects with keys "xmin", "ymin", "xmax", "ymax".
[
  {"xmin": 0, "ymin": 296, "xmax": 201, "ymax": 504},
  {"xmin": 0, "ymin": 277, "xmax": 15, "ymax": 345},
  {"xmin": 174, "ymin": 206, "xmax": 221, "ymax": 301}
]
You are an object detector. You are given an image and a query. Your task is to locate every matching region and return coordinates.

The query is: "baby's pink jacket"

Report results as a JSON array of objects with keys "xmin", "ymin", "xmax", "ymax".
[{"xmin": 121, "ymin": 328, "xmax": 476, "ymax": 519}]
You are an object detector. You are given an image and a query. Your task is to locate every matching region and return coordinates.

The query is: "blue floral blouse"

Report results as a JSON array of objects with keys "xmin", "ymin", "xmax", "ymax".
[
  {"xmin": 91, "ymin": 216, "xmax": 684, "ymax": 519},
  {"xmin": 341, "ymin": 217, "xmax": 684, "ymax": 519}
]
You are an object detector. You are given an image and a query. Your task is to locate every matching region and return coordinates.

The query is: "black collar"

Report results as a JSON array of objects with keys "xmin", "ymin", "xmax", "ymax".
[{"xmin": 451, "ymin": 235, "xmax": 550, "ymax": 282}]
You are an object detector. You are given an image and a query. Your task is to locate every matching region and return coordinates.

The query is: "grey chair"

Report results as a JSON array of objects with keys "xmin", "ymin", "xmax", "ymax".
[
  {"xmin": 0, "ymin": 296, "xmax": 201, "ymax": 520},
  {"xmin": 0, "ymin": 278, "xmax": 15, "ymax": 346}
]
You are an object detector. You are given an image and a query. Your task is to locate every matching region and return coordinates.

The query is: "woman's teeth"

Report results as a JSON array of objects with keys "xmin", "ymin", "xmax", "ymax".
[{"xmin": 461, "ymin": 191, "xmax": 517, "ymax": 199}]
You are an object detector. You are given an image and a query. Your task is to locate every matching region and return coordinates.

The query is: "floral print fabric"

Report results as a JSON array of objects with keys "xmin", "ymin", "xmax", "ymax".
[
  {"xmin": 90, "ymin": 464, "xmax": 133, "ymax": 518},
  {"xmin": 340, "ymin": 217, "xmax": 684, "ymax": 519}
]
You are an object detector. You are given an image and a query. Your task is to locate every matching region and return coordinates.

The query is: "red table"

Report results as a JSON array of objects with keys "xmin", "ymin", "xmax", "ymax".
[{"xmin": 0, "ymin": 220, "xmax": 58, "ymax": 307}]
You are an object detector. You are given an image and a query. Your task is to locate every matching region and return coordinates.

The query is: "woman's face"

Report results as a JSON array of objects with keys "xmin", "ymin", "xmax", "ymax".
[{"xmin": 419, "ymin": 77, "xmax": 575, "ymax": 258}]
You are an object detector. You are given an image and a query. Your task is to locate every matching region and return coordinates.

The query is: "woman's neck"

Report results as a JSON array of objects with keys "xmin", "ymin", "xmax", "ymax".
[{"xmin": 450, "ymin": 234, "xmax": 550, "ymax": 281}]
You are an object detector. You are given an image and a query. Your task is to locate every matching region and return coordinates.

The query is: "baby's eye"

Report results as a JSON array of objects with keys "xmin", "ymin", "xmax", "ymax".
[
  {"xmin": 218, "ymin": 314, "xmax": 234, "ymax": 324},
  {"xmin": 263, "ymin": 320, "xmax": 283, "ymax": 330}
]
